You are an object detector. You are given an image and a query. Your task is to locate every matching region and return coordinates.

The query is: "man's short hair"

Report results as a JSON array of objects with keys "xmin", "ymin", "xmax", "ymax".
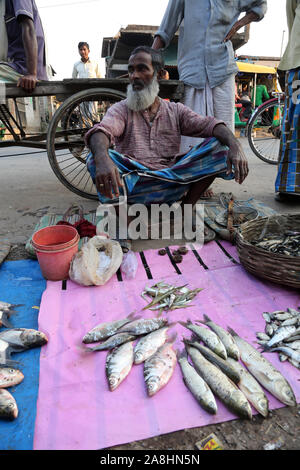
[
  {"xmin": 78, "ymin": 42, "xmax": 89, "ymax": 50},
  {"xmin": 130, "ymin": 46, "xmax": 164, "ymax": 73}
]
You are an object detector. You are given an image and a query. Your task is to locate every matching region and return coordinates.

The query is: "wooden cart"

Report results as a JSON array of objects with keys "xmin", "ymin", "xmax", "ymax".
[{"xmin": 0, "ymin": 78, "xmax": 184, "ymax": 200}]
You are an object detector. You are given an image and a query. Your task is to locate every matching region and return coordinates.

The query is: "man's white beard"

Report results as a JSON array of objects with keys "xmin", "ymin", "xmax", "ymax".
[{"xmin": 126, "ymin": 75, "xmax": 160, "ymax": 112}]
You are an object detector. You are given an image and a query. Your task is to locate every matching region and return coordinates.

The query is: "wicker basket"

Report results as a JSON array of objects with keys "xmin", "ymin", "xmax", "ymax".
[{"xmin": 235, "ymin": 213, "xmax": 300, "ymax": 289}]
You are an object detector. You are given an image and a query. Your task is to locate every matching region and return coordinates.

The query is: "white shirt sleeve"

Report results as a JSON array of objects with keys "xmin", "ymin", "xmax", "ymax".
[{"xmin": 72, "ymin": 64, "xmax": 78, "ymax": 78}]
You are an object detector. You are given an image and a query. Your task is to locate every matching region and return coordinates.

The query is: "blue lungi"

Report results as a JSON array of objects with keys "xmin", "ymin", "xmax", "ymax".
[{"xmin": 87, "ymin": 137, "xmax": 233, "ymax": 205}]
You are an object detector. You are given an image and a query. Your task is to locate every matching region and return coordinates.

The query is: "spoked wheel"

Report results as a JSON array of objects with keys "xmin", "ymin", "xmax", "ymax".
[
  {"xmin": 247, "ymin": 99, "xmax": 285, "ymax": 164},
  {"xmin": 47, "ymin": 88, "xmax": 126, "ymax": 199}
]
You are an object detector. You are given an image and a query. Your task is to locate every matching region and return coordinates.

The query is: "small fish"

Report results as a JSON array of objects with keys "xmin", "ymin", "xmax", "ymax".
[
  {"xmin": 184, "ymin": 339, "xmax": 240, "ymax": 384},
  {"xmin": 82, "ymin": 312, "xmax": 138, "ymax": 344},
  {"xmin": 263, "ymin": 326, "xmax": 297, "ymax": 350},
  {"xmin": 0, "ymin": 311, "xmax": 13, "ymax": 329},
  {"xmin": 262, "ymin": 312, "xmax": 272, "ymax": 324},
  {"xmin": 226, "ymin": 358, "xmax": 269, "ymax": 418},
  {"xmin": 265, "ymin": 324, "xmax": 274, "ymax": 337},
  {"xmin": 177, "ymin": 349, "xmax": 217, "ymax": 415},
  {"xmin": 144, "ymin": 340, "xmax": 177, "ymax": 396},
  {"xmin": 273, "ymin": 312, "xmax": 294, "ymax": 321},
  {"xmin": 286, "ymin": 340, "xmax": 300, "ymax": 350},
  {"xmin": 268, "ymin": 345, "xmax": 300, "ymax": 364},
  {"xmin": 228, "ymin": 327, "xmax": 297, "ymax": 407},
  {"xmin": 118, "ymin": 317, "xmax": 168, "ymax": 336},
  {"xmin": 134, "ymin": 327, "xmax": 172, "ymax": 364},
  {"xmin": 0, "ymin": 328, "xmax": 48, "ymax": 350},
  {"xmin": 281, "ymin": 317, "xmax": 299, "ymax": 327},
  {"xmin": 105, "ymin": 341, "xmax": 134, "ymax": 391},
  {"xmin": 256, "ymin": 332, "xmax": 270, "ymax": 341},
  {"xmin": 284, "ymin": 335, "xmax": 300, "ymax": 343},
  {"xmin": 199, "ymin": 314, "xmax": 240, "ymax": 360},
  {"xmin": 279, "ymin": 353, "xmax": 288, "ymax": 362},
  {"xmin": 84, "ymin": 332, "xmax": 137, "ymax": 352},
  {"xmin": 179, "ymin": 320, "xmax": 227, "ymax": 360},
  {"xmin": 186, "ymin": 345, "xmax": 252, "ymax": 420},
  {"xmin": 0, "ymin": 389, "xmax": 18, "ymax": 420},
  {"xmin": 0, "ymin": 367, "xmax": 24, "ymax": 388}
]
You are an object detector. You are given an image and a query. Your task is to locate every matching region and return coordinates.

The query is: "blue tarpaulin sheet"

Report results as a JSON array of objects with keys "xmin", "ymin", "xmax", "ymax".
[{"xmin": 0, "ymin": 260, "xmax": 46, "ymax": 450}]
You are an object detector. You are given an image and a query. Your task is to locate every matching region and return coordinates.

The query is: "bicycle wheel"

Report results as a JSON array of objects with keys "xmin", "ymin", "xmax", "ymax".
[
  {"xmin": 247, "ymin": 99, "xmax": 285, "ymax": 164},
  {"xmin": 47, "ymin": 88, "xmax": 126, "ymax": 200}
]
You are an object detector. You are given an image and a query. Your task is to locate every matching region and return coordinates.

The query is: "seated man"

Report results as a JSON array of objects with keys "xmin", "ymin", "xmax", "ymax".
[{"xmin": 85, "ymin": 46, "xmax": 248, "ymax": 247}]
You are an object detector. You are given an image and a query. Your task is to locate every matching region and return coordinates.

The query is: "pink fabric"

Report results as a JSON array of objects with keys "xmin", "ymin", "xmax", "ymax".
[
  {"xmin": 33, "ymin": 243, "xmax": 300, "ymax": 450},
  {"xmin": 84, "ymin": 98, "xmax": 224, "ymax": 170}
]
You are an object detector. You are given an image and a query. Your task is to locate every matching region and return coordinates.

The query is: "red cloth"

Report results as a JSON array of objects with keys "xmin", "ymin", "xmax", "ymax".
[{"xmin": 56, "ymin": 219, "xmax": 96, "ymax": 238}]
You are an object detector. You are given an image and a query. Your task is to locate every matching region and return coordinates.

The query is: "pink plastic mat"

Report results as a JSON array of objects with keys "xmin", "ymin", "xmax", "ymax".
[{"xmin": 33, "ymin": 241, "xmax": 300, "ymax": 450}]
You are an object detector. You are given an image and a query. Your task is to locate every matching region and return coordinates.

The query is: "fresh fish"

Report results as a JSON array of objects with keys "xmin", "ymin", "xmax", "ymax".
[
  {"xmin": 0, "ymin": 311, "xmax": 13, "ymax": 329},
  {"xmin": 284, "ymin": 335, "xmax": 300, "ymax": 343},
  {"xmin": 263, "ymin": 326, "xmax": 297, "ymax": 350},
  {"xmin": 262, "ymin": 312, "xmax": 272, "ymax": 324},
  {"xmin": 228, "ymin": 327, "xmax": 297, "ymax": 407},
  {"xmin": 186, "ymin": 345, "xmax": 252, "ymax": 419},
  {"xmin": 0, "ymin": 389, "xmax": 18, "ymax": 420},
  {"xmin": 265, "ymin": 324, "xmax": 274, "ymax": 337},
  {"xmin": 273, "ymin": 312, "xmax": 294, "ymax": 321},
  {"xmin": 268, "ymin": 345, "xmax": 300, "ymax": 364},
  {"xmin": 199, "ymin": 314, "xmax": 240, "ymax": 360},
  {"xmin": 134, "ymin": 327, "xmax": 171, "ymax": 364},
  {"xmin": 177, "ymin": 349, "xmax": 217, "ymax": 415},
  {"xmin": 286, "ymin": 307, "xmax": 300, "ymax": 316},
  {"xmin": 256, "ymin": 332, "xmax": 270, "ymax": 341},
  {"xmin": 0, "ymin": 339, "xmax": 20, "ymax": 367},
  {"xmin": 144, "ymin": 340, "xmax": 177, "ymax": 396},
  {"xmin": 84, "ymin": 332, "xmax": 137, "ymax": 352},
  {"xmin": 226, "ymin": 358, "xmax": 269, "ymax": 418},
  {"xmin": 0, "ymin": 328, "xmax": 48, "ymax": 350},
  {"xmin": 0, "ymin": 367, "xmax": 24, "ymax": 388},
  {"xmin": 281, "ymin": 317, "xmax": 299, "ymax": 327},
  {"xmin": 279, "ymin": 353, "xmax": 288, "ymax": 362},
  {"xmin": 286, "ymin": 340, "xmax": 300, "ymax": 350},
  {"xmin": 118, "ymin": 316, "xmax": 168, "ymax": 336},
  {"xmin": 179, "ymin": 320, "xmax": 227, "ymax": 360},
  {"xmin": 184, "ymin": 339, "xmax": 240, "ymax": 384},
  {"xmin": 82, "ymin": 312, "xmax": 138, "ymax": 344},
  {"xmin": 105, "ymin": 341, "xmax": 134, "ymax": 391},
  {"xmin": 0, "ymin": 302, "xmax": 22, "ymax": 312}
]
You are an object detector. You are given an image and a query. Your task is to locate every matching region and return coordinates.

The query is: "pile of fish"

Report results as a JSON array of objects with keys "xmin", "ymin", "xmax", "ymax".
[
  {"xmin": 82, "ymin": 313, "xmax": 177, "ymax": 395},
  {"xmin": 178, "ymin": 314, "xmax": 297, "ymax": 420},
  {"xmin": 256, "ymin": 307, "xmax": 300, "ymax": 369},
  {"xmin": 141, "ymin": 281, "xmax": 203, "ymax": 313},
  {"xmin": 250, "ymin": 231, "xmax": 300, "ymax": 257},
  {"xmin": 0, "ymin": 301, "xmax": 48, "ymax": 420}
]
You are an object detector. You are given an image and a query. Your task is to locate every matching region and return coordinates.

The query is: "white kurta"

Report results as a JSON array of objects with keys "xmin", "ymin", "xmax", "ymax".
[{"xmin": 72, "ymin": 59, "xmax": 101, "ymax": 79}]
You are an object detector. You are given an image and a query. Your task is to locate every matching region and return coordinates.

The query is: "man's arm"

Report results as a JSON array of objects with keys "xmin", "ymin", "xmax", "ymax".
[
  {"xmin": 212, "ymin": 123, "xmax": 249, "ymax": 184},
  {"xmin": 17, "ymin": 15, "xmax": 38, "ymax": 90},
  {"xmin": 152, "ymin": 0, "xmax": 184, "ymax": 50},
  {"xmin": 89, "ymin": 131, "xmax": 123, "ymax": 199},
  {"xmin": 72, "ymin": 64, "xmax": 78, "ymax": 79},
  {"xmin": 224, "ymin": 0, "xmax": 267, "ymax": 42}
]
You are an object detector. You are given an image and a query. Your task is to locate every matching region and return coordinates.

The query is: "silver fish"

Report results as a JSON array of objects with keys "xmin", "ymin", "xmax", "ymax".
[
  {"xmin": 177, "ymin": 349, "xmax": 217, "ymax": 415},
  {"xmin": 105, "ymin": 341, "xmax": 134, "ymax": 391},
  {"xmin": 82, "ymin": 312, "xmax": 138, "ymax": 344},
  {"xmin": 179, "ymin": 320, "xmax": 227, "ymax": 360},
  {"xmin": 263, "ymin": 326, "xmax": 297, "ymax": 349},
  {"xmin": 286, "ymin": 340, "xmax": 300, "ymax": 350},
  {"xmin": 0, "ymin": 328, "xmax": 48, "ymax": 350},
  {"xmin": 144, "ymin": 341, "xmax": 177, "ymax": 396},
  {"xmin": 265, "ymin": 324, "xmax": 274, "ymax": 337},
  {"xmin": 262, "ymin": 312, "xmax": 272, "ymax": 324},
  {"xmin": 118, "ymin": 316, "xmax": 168, "ymax": 336},
  {"xmin": 0, "ymin": 311, "xmax": 13, "ymax": 329},
  {"xmin": 0, "ymin": 389, "xmax": 18, "ymax": 420},
  {"xmin": 199, "ymin": 314, "xmax": 240, "ymax": 360},
  {"xmin": 228, "ymin": 327, "xmax": 297, "ymax": 407},
  {"xmin": 268, "ymin": 345, "xmax": 300, "ymax": 364},
  {"xmin": 186, "ymin": 345, "xmax": 252, "ymax": 419},
  {"xmin": 184, "ymin": 339, "xmax": 240, "ymax": 384},
  {"xmin": 134, "ymin": 327, "xmax": 171, "ymax": 364},
  {"xmin": 0, "ymin": 339, "xmax": 20, "ymax": 367},
  {"xmin": 0, "ymin": 367, "xmax": 24, "ymax": 388},
  {"xmin": 281, "ymin": 317, "xmax": 299, "ymax": 327},
  {"xmin": 84, "ymin": 332, "xmax": 137, "ymax": 352},
  {"xmin": 256, "ymin": 332, "xmax": 270, "ymax": 341},
  {"xmin": 226, "ymin": 358, "xmax": 269, "ymax": 418}
]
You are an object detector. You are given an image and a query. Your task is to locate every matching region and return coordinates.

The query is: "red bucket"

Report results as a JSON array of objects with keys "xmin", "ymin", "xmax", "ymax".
[{"xmin": 32, "ymin": 225, "xmax": 80, "ymax": 281}]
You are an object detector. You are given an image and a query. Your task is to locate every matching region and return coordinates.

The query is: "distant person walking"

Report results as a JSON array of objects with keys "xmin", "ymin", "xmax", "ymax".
[
  {"xmin": 72, "ymin": 42, "xmax": 101, "ymax": 79},
  {"xmin": 275, "ymin": 0, "xmax": 300, "ymax": 201}
]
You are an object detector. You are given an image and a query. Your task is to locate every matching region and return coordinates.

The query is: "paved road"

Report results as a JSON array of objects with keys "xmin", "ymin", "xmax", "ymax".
[{"xmin": 0, "ymin": 138, "xmax": 300, "ymax": 245}]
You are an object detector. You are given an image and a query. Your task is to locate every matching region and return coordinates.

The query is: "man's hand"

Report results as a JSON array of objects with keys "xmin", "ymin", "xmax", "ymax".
[
  {"xmin": 95, "ymin": 155, "xmax": 123, "ymax": 199},
  {"xmin": 224, "ymin": 11, "xmax": 259, "ymax": 42},
  {"xmin": 212, "ymin": 123, "xmax": 249, "ymax": 184},
  {"xmin": 17, "ymin": 74, "xmax": 37, "ymax": 91},
  {"xmin": 226, "ymin": 139, "xmax": 249, "ymax": 184}
]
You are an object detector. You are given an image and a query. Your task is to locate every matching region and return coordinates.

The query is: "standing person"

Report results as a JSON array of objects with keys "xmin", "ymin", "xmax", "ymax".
[
  {"xmin": 0, "ymin": 0, "xmax": 50, "ymax": 90},
  {"xmin": 72, "ymin": 42, "xmax": 101, "ymax": 79},
  {"xmin": 152, "ymin": 0, "xmax": 267, "ymax": 195},
  {"xmin": 275, "ymin": 0, "xmax": 300, "ymax": 201}
]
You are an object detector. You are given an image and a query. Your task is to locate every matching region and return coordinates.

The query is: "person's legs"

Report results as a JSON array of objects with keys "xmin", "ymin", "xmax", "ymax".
[{"xmin": 212, "ymin": 74, "xmax": 236, "ymax": 133}]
